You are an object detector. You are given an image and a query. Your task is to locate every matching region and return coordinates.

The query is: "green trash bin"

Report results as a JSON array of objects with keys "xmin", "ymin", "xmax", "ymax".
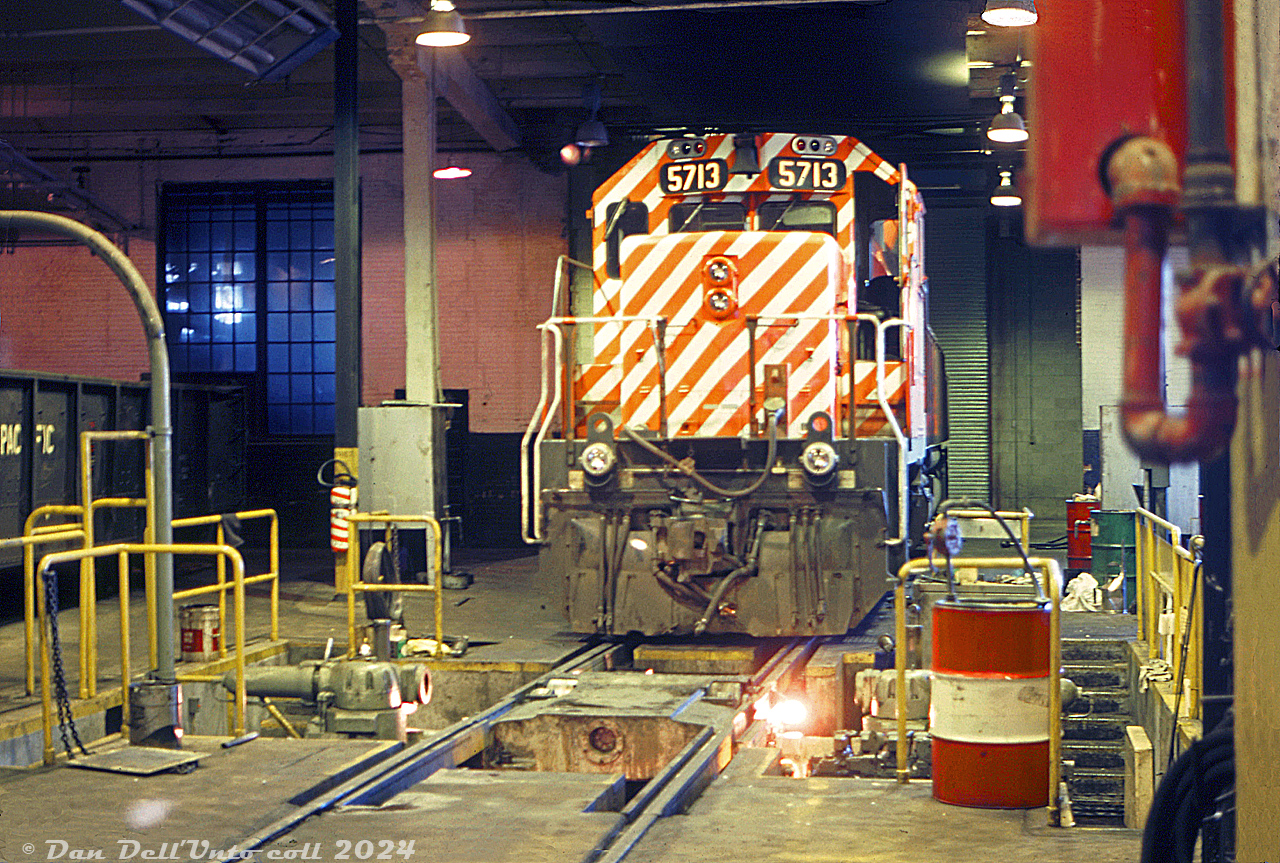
[{"xmin": 1091, "ymin": 510, "xmax": 1137, "ymax": 610}]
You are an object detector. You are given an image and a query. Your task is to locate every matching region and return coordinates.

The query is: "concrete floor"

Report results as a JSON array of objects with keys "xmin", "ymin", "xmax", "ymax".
[{"xmin": 0, "ymin": 546, "xmax": 1143, "ymax": 862}]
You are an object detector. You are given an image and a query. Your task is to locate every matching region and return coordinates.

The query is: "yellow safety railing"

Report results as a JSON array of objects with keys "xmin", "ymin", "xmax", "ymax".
[
  {"xmin": 171, "ymin": 509, "xmax": 280, "ymax": 657},
  {"xmin": 344, "ymin": 513, "xmax": 446, "ymax": 658},
  {"xmin": 895, "ymin": 555, "xmax": 1063, "ymax": 827},
  {"xmin": 1134, "ymin": 508, "xmax": 1204, "ymax": 719},
  {"xmin": 34, "ymin": 542, "xmax": 248, "ymax": 765},
  {"xmin": 10, "ymin": 513, "xmax": 87, "ymax": 695}
]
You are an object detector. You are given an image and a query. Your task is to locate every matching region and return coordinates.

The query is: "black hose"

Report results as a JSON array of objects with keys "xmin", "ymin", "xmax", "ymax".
[
  {"xmin": 620, "ymin": 409, "xmax": 782, "ymax": 499},
  {"xmin": 1141, "ymin": 713, "xmax": 1234, "ymax": 863},
  {"xmin": 694, "ymin": 514, "xmax": 766, "ymax": 634}
]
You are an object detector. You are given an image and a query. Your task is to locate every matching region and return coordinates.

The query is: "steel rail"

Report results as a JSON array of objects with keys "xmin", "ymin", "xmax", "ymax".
[{"xmin": 228, "ymin": 640, "xmax": 622, "ymax": 854}]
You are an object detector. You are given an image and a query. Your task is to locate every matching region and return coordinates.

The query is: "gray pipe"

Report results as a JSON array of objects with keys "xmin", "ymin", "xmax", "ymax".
[{"xmin": 0, "ymin": 211, "xmax": 176, "ymax": 683}]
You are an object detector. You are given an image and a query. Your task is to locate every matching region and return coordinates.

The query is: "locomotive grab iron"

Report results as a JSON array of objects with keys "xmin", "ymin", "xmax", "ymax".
[{"xmin": 522, "ymin": 133, "xmax": 946, "ymax": 637}]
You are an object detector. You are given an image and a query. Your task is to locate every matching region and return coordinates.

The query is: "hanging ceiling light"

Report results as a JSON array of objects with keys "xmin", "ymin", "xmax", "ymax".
[
  {"xmin": 991, "ymin": 170, "xmax": 1022, "ymax": 207},
  {"xmin": 981, "ymin": 0, "xmax": 1038, "ymax": 27},
  {"xmin": 416, "ymin": 0, "xmax": 470, "ymax": 47},
  {"xmin": 987, "ymin": 72, "xmax": 1028, "ymax": 144},
  {"xmin": 574, "ymin": 118, "xmax": 609, "ymax": 148},
  {"xmin": 433, "ymin": 165, "xmax": 472, "ymax": 179}
]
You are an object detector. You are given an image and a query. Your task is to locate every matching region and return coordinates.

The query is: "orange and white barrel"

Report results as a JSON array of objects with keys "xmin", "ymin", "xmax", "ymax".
[{"xmin": 931, "ymin": 599, "xmax": 1050, "ymax": 808}]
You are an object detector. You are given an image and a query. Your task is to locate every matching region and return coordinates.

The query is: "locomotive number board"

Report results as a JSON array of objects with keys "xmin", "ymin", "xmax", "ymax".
[
  {"xmin": 767, "ymin": 157, "xmax": 846, "ymax": 190},
  {"xmin": 660, "ymin": 159, "xmax": 728, "ymax": 194}
]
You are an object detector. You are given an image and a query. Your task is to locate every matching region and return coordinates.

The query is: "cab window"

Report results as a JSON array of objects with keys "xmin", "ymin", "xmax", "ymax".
[
  {"xmin": 757, "ymin": 200, "xmax": 837, "ymax": 236},
  {"xmin": 669, "ymin": 201, "xmax": 746, "ymax": 233}
]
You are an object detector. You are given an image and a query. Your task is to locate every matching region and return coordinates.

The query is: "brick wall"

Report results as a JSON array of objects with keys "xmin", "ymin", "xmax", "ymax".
[{"xmin": 0, "ymin": 151, "xmax": 566, "ymax": 433}]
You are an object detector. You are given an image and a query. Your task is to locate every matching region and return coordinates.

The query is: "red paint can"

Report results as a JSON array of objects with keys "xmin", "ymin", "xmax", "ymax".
[{"xmin": 931, "ymin": 600, "xmax": 1051, "ymax": 808}]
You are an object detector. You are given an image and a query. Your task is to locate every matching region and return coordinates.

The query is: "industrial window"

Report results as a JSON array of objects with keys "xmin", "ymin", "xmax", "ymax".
[{"xmin": 159, "ymin": 182, "xmax": 336, "ymax": 435}]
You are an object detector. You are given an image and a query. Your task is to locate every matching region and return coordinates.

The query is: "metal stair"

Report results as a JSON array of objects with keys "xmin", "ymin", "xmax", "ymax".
[{"xmin": 1060, "ymin": 638, "xmax": 1131, "ymax": 822}]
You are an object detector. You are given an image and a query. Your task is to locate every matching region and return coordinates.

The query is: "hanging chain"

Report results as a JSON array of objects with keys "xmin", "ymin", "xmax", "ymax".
[
  {"xmin": 389, "ymin": 525, "xmax": 401, "ymax": 582},
  {"xmin": 44, "ymin": 567, "xmax": 89, "ymax": 758}
]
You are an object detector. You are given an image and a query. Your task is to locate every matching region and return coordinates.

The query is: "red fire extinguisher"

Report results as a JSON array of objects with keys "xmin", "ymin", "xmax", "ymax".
[{"xmin": 318, "ymin": 459, "xmax": 358, "ymax": 553}]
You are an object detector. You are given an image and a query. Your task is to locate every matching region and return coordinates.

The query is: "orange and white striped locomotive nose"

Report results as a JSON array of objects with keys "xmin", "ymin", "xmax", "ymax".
[{"xmin": 615, "ymin": 230, "xmax": 843, "ymax": 438}]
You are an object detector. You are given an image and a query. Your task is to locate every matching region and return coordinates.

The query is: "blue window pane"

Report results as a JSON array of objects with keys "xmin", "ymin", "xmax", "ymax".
[
  {"xmin": 211, "ymin": 222, "xmax": 232, "ymax": 250},
  {"xmin": 266, "ymin": 251, "xmax": 289, "ymax": 281},
  {"xmin": 188, "ymin": 256, "xmax": 210, "ymax": 290},
  {"xmin": 313, "ymin": 220, "xmax": 334, "ymax": 250},
  {"xmin": 234, "ymin": 252, "xmax": 256, "ymax": 282},
  {"xmin": 212, "ymin": 344, "xmax": 234, "ymax": 372},
  {"xmin": 166, "ymin": 228, "xmax": 187, "ymax": 253},
  {"xmin": 189, "ymin": 222, "xmax": 210, "ymax": 251},
  {"xmin": 267, "ymin": 343, "xmax": 289, "ymax": 373},
  {"xmin": 313, "ymin": 342, "xmax": 335, "ymax": 373},
  {"xmin": 164, "ymin": 256, "xmax": 186, "ymax": 287},
  {"xmin": 268, "ymin": 405, "xmax": 289, "ymax": 434},
  {"xmin": 187, "ymin": 315, "xmax": 210, "ymax": 343},
  {"xmin": 165, "ymin": 286, "xmax": 189, "ymax": 313},
  {"xmin": 313, "ymin": 281, "xmax": 335, "ymax": 312},
  {"xmin": 290, "ymin": 222, "xmax": 311, "ymax": 248},
  {"xmin": 267, "ymin": 281, "xmax": 289, "ymax": 311},
  {"xmin": 290, "ymin": 312, "xmax": 312, "ymax": 341},
  {"xmin": 314, "ymin": 252, "xmax": 335, "ymax": 280},
  {"xmin": 187, "ymin": 345, "xmax": 211, "ymax": 371},
  {"xmin": 291, "ymin": 406, "xmax": 313, "ymax": 433},
  {"xmin": 266, "ymin": 220, "xmax": 288, "ymax": 250},
  {"xmin": 267, "ymin": 374, "xmax": 289, "ymax": 403},
  {"xmin": 235, "ymin": 222, "xmax": 255, "ymax": 248},
  {"xmin": 211, "ymin": 314, "xmax": 235, "ymax": 343},
  {"xmin": 234, "ymin": 288, "xmax": 255, "ymax": 312},
  {"xmin": 235, "ymin": 344, "xmax": 256, "ymax": 372},
  {"xmin": 234, "ymin": 312, "xmax": 256, "ymax": 343},
  {"xmin": 290, "ymin": 343, "xmax": 313, "ymax": 372},
  {"xmin": 313, "ymin": 403, "xmax": 335, "ymax": 434},
  {"xmin": 289, "ymin": 282, "xmax": 312, "ymax": 311},
  {"xmin": 169, "ymin": 344, "xmax": 188, "ymax": 373},
  {"xmin": 211, "ymin": 254, "xmax": 233, "ymax": 281},
  {"xmin": 290, "ymin": 374, "xmax": 313, "ymax": 402},
  {"xmin": 289, "ymin": 252, "xmax": 311, "ymax": 280},
  {"xmin": 314, "ymin": 203, "xmax": 334, "ymax": 221},
  {"xmin": 313, "ymin": 312, "xmax": 335, "ymax": 341},
  {"xmin": 267, "ymin": 313, "xmax": 288, "ymax": 341},
  {"xmin": 314, "ymin": 373, "xmax": 335, "ymax": 403}
]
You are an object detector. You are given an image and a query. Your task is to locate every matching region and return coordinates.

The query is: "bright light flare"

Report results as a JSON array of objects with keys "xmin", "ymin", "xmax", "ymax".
[{"xmin": 774, "ymin": 698, "xmax": 807, "ymax": 728}]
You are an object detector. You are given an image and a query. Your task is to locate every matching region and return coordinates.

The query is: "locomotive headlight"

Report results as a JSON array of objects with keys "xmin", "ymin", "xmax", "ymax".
[
  {"xmin": 580, "ymin": 441, "xmax": 617, "ymax": 478},
  {"xmin": 800, "ymin": 441, "xmax": 838, "ymax": 478},
  {"xmin": 707, "ymin": 260, "xmax": 731, "ymax": 284},
  {"xmin": 706, "ymin": 290, "xmax": 732, "ymax": 312}
]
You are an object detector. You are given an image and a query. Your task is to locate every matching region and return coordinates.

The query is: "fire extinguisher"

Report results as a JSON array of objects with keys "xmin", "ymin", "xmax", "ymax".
[{"xmin": 318, "ymin": 459, "xmax": 358, "ymax": 552}]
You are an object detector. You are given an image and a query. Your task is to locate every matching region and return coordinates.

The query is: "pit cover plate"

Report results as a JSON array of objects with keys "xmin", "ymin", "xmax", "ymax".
[{"xmin": 67, "ymin": 746, "xmax": 200, "ymax": 775}]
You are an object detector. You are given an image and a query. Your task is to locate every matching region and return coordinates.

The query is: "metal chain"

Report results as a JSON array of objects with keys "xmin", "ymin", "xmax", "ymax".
[{"xmin": 44, "ymin": 568, "xmax": 89, "ymax": 758}]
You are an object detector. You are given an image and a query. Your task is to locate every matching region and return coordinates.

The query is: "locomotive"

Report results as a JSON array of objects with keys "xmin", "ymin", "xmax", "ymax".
[{"xmin": 521, "ymin": 132, "xmax": 945, "ymax": 637}]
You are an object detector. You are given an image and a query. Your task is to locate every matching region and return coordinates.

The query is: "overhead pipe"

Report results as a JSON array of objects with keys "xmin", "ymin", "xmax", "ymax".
[{"xmin": 0, "ymin": 211, "xmax": 177, "ymax": 685}]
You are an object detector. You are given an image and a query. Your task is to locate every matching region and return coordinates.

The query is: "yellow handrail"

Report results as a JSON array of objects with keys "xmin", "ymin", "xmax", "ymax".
[
  {"xmin": 1134, "ymin": 508, "xmax": 1203, "ymax": 719},
  {"xmin": 895, "ymin": 555, "xmax": 1063, "ymax": 826},
  {"xmin": 80, "ymin": 430, "xmax": 154, "ymax": 698},
  {"xmin": 343, "ymin": 513, "xmax": 446, "ymax": 658},
  {"xmin": 35, "ymin": 542, "xmax": 248, "ymax": 764},
  {"xmin": 172, "ymin": 509, "xmax": 280, "ymax": 655},
  {"xmin": 11, "ymin": 516, "xmax": 87, "ymax": 696}
]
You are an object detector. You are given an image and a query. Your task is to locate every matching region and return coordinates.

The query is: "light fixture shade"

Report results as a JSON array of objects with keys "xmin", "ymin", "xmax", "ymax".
[
  {"xmin": 991, "ymin": 170, "xmax": 1022, "ymax": 206},
  {"xmin": 981, "ymin": 0, "xmax": 1038, "ymax": 27},
  {"xmin": 433, "ymin": 165, "xmax": 472, "ymax": 179},
  {"xmin": 416, "ymin": 8, "xmax": 470, "ymax": 47},
  {"xmin": 987, "ymin": 110, "xmax": 1029, "ymax": 143},
  {"xmin": 575, "ymin": 119, "xmax": 609, "ymax": 148}
]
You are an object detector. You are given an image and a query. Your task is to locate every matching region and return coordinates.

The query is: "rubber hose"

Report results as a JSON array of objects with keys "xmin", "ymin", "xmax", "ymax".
[{"xmin": 1141, "ymin": 719, "xmax": 1234, "ymax": 863}]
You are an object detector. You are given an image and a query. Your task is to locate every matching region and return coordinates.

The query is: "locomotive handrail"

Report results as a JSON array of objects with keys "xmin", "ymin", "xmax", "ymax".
[
  {"xmin": 548, "ymin": 255, "xmax": 593, "ymax": 319},
  {"xmin": 521, "ymin": 315, "xmax": 669, "ymax": 544},
  {"xmin": 876, "ymin": 317, "xmax": 912, "ymax": 548},
  {"xmin": 895, "ymin": 555, "xmax": 1064, "ymax": 826}
]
